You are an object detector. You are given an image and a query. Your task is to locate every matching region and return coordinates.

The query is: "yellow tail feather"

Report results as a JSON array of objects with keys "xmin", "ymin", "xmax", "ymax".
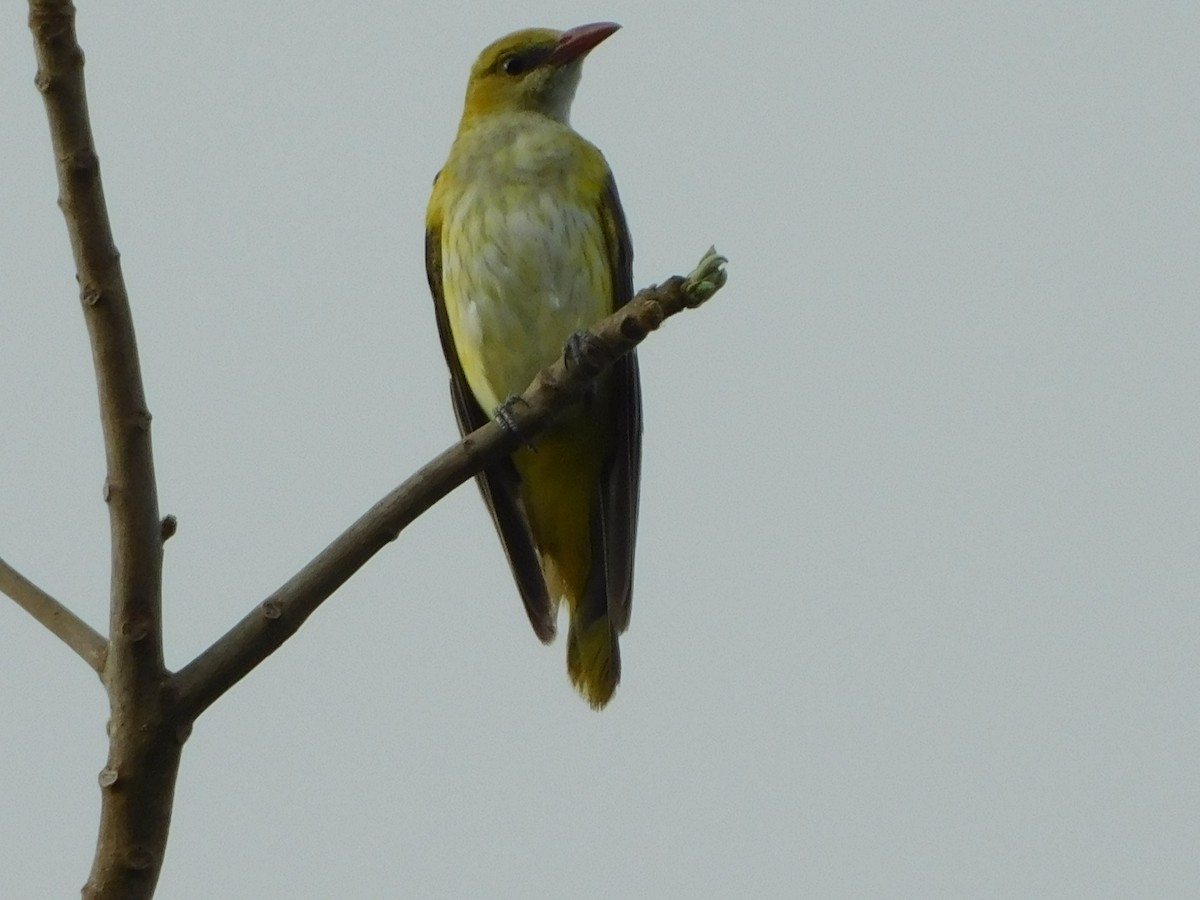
[{"xmin": 566, "ymin": 615, "xmax": 620, "ymax": 709}]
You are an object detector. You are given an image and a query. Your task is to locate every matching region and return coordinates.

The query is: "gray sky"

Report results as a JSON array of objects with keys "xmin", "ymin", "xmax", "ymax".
[{"xmin": 3, "ymin": 2, "xmax": 1198, "ymax": 897}]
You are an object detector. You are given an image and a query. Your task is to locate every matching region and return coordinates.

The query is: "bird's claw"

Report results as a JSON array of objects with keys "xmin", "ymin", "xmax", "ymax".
[
  {"xmin": 495, "ymin": 395, "xmax": 526, "ymax": 435},
  {"xmin": 495, "ymin": 395, "xmax": 536, "ymax": 448},
  {"xmin": 564, "ymin": 330, "xmax": 604, "ymax": 374},
  {"xmin": 682, "ymin": 246, "xmax": 728, "ymax": 307}
]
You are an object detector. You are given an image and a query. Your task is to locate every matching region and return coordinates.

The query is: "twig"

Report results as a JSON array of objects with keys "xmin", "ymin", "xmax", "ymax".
[
  {"xmin": 174, "ymin": 247, "xmax": 728, "ymax": 720},
  {"xmin": 0, "ymin": 556, "xmax": 107, "ymax": 672},
  {"xmin": 29, "ymin": 2, "xmax": 174, "ymax": 898}
]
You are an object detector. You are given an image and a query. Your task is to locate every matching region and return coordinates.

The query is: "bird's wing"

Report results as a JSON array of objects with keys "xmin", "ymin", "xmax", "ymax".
[
  {"xmin": 425, "ymin": 201, "xmax": 556, "ymax": 642},
  {"xmin": 596, "ymin": 173, "xmax": 643, "ymax": 633}
]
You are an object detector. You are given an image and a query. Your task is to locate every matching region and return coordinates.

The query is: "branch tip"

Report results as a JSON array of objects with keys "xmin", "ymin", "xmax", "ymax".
[{"xmin": 682, "ymin": 246, "xmax": 729, "ymax": 306}]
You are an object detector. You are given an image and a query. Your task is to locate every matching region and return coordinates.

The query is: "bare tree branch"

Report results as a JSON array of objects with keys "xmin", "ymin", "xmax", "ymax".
[
  {"xmin": 28, "ymin": 2, "xmax": 175, "ymax": 898},
  {"xmin": 174, "ymin": 249, "xmax": 727, "ymax": 721},
  {"xmin": 26, "ymin": 0, "xmax": 726, "ymax": 895},
  {"xmin": 0, "ymin": 556, "xmax": 107, "ymax": 672}
]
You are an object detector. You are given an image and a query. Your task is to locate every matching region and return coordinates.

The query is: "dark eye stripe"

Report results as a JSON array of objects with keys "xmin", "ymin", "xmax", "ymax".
[{"xmin": 500, "ymin": 48, "xmax": 551, "ymax": 76}]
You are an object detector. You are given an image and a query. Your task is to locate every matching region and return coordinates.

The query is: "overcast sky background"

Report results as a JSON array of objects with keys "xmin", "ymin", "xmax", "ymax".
[{"xmin": 3, "ymin": 3, "xmax": 1198, "ymax": 898}]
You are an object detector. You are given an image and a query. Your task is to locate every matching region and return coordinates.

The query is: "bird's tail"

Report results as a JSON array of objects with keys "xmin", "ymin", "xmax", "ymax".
[
  {"xmin": 562, "ymin": 499, "xmax": 621, "ymax": 709},
  {"xmin": 516, "ymin": 423, "xmax": 621, "ymax": 707},
  {"xmin": 535, "ymin": 527, "xmax": 620, "ymax": 708},
  {"xmin": 566, "ymin": 609, "xmax": 620, "ymax": 709}
]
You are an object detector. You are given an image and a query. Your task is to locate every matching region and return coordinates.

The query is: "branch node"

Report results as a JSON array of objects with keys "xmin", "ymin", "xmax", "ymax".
[
  {"xmin": 81, "ymin": 284, "xmax": 103, "ymax": 306},
  {"xmin": 261, "ymin": 597, "xmax": 284, "ymax": 620},
  {"xmin": 121, "ymin": 617, "xmax": 149, "ymax": 642},
  {"xmin": 133, "ymin": 407, "xmax": 152, "ymax": 432},
  {"xmin": 63, "ymin": 146, "xmax": 98, "ymax": 174},
  {"xmin": 125, "ymin": 847, "xmax": 156, "ymax": 871},
  {"xmin": 33, "ymin": 69, "xmax": 55, "ymax": 94},
  {"xmin": 28, "ymin": 7, "xmax": 73, "ymax": 43},
  {"xmin": 619, "ymin": 314, "xmax": 648, "ymax": 341},
  {"xmin": 102, "ymin": 478, "xmax": 112, "ymax": 503},
  {"xmin": 160, "ymin": 515, "xmax": 177, "ymax": 542},
  {"xmin": 98, "ymin": 767, "xmax": 119, "ymax": 788}
]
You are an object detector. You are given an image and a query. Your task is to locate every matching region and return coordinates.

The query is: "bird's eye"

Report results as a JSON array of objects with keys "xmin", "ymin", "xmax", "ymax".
[{"xmin": 501, "ymin": 50, "xmax": 544, "ymax": 76}]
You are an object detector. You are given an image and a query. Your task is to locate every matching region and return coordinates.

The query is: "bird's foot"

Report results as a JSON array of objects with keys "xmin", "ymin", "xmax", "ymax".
[
  {"xmin": 563, "ymin": 330, "xmax": 605, "ymax": 376},
  {"xmin": 495, "ymin": 395, "xmax": 535, "ymax": 447}
]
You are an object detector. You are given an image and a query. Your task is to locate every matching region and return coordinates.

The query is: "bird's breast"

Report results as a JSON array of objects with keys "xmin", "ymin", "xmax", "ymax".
[{"xmin": 439, "ymin": 136, "xmax": 612, "ymax": 414}]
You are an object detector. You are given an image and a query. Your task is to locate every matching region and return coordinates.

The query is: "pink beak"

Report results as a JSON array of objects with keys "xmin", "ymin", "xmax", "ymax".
[{"xmin": 549, "ymin": 21, "xmax": 621, "ymax": 65}]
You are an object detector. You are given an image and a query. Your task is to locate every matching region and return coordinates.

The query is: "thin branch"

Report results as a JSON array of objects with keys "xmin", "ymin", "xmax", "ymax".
[
  {"xmin": 29, "ymin": 3, "xmax": 173, "ymax": 899},
  {"xmin": 29, "ymin": 4, "xmax": 165, "ymax": 662},
  {"xmin": 0, "ymin": 556, "xmax": 107, "ymax": 672},
  {"xmin": 174, "ymin": 248, "xmax": 728, "ymax": 720}
]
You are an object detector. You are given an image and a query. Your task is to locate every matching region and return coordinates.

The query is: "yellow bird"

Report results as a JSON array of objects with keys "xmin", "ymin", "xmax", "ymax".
[{"xmin": 425, "ymin": 22, "xmax": 641, "ymax": 708}]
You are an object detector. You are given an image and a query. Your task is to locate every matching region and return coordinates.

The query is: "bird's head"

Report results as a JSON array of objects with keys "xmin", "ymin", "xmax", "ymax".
[{"xmin": 461, "ymin": 22, "xmax": 620, "ymax": 124}]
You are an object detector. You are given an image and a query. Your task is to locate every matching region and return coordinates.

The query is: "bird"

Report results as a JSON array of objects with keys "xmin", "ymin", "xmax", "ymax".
[{"xmin": 424, "ymin": 22, "xmax": 641, "ymax": 708}]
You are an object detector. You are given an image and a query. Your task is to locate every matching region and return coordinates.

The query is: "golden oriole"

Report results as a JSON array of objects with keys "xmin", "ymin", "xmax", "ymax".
[{"xmin": 425, "ymin": 23, "xmax": 641, "ymax": 708}]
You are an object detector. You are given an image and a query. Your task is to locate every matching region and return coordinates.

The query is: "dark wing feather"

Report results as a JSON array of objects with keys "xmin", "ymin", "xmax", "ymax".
[
  {"xmin": 596, "ymin": 173, "xmax": 643, "ymax": 633},
  {"xmin": 425, "ymin": 210, "xmax": 556, "ymax": 642}
]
